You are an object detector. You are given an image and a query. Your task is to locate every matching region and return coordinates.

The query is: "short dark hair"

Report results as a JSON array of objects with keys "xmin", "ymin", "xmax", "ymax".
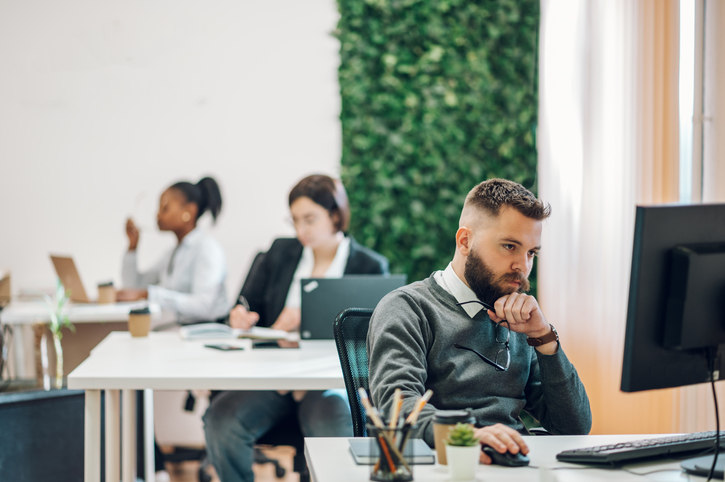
[
  {"xmin": 288, "ymin": 174, "xmax": 350, "ymax": 232},
  {"xmin": 465, "ymin": 178, "xmax": 551, "ymax": 220}
]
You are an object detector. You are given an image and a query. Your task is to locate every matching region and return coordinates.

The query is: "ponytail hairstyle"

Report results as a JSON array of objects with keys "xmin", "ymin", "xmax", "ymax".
[{"xmin": 170, "ymin": 176, "xmax": 223, "ymax": 223}]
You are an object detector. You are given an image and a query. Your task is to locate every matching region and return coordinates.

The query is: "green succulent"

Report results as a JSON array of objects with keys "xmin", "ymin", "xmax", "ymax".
[{"xmin": 445, "ymin": 423, "xmax": 480, "ymax": 447}]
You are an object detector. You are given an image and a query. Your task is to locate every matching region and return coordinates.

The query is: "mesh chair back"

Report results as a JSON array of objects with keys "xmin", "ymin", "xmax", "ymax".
[{"xmin": 333, "ymin": 307, "xmax": 374, "ymax": 437}]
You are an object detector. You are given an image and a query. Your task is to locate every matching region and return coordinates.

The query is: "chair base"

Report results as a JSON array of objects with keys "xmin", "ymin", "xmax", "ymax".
[{"xmin": 254, "ymin": 446, "xmax": 287, "ymax": 478}]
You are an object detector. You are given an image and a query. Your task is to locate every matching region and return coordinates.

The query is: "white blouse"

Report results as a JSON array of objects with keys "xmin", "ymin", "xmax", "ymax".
[{"xmin": 121, "ymin": 228, "xmax": 228, "ymax": 324}]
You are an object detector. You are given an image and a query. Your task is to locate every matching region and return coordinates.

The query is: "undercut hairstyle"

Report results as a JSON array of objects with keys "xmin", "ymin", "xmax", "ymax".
[
  {"xmin": 465, "ymin": 178, "xmax": 551, "ymax": 220},
  {"xmin": 288, "ymin": 174, "xmax": 350, "ymax": 232},
  {"xmin": 170, "ymin": 176, "xmax": 223, "ymax": 223}
]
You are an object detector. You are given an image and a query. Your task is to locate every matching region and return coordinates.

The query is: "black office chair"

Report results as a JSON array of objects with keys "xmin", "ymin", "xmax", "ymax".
[{"xmin": 333, "ymin": 307, "xmax": 374, "ymax": 438}]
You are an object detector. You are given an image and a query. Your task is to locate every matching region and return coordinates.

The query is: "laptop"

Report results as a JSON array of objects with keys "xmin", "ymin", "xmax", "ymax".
[
  {"xmin": 50, "ymin": 255, "xmax": 90, "ymax": 303},
  {"xmin": 300, "ymin": 275, "xmax": 407, "ymax": 340}
]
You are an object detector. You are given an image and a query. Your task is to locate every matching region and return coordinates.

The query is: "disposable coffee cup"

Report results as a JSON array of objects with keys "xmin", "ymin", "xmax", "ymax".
[
  {"xmin": 128, "ymin": 306, "xmax": 151, "ymax": 337},
  {"xmin": 97, "ymin": 281, "xmax": 115, "ymax": 304},
  {"xmin": 433, "ymin": 409, "xmax": 475, "ymax": 465}
]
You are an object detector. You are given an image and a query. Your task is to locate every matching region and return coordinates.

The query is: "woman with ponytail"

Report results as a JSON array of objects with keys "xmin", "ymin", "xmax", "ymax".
[{"xmin": 117, "ymin": 176, "xmax": 228, "ymax": 324}]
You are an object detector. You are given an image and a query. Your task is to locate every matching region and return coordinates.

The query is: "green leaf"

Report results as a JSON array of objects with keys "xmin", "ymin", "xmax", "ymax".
[{"xmin": 338, "ymin": 0, "xmax": 540, "ymax": 283}]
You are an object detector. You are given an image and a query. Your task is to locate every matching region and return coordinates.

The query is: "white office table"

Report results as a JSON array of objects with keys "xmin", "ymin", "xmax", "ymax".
[
  {"xmin": 68, "ymin": 331, "xmax": 343, "ymax": 482},
  {"xmin": 305, "ymin": 435, "xmax": 706, "ymax": 481},
  {"xmin": 1, "ymin": 300, "xmax": 160, "ymax": 382},
  {"xmin": 0, "ymin": 300, "xmax": 158, "ymax": 324}
]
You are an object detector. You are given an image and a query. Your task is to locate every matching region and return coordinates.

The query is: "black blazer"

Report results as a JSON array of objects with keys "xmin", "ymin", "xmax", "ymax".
[{"xmin": 237, "ymin": 237, "xmax": 389, "ymax": 328}]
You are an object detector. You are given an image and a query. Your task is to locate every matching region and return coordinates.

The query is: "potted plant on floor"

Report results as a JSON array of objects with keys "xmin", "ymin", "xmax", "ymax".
[
  {"xmin": 45, "ymin": 280, "xmax": 74, "ymax": 389},
  {"xmin": 445, "ymin": 423, "xmax": 480, "ymax": 481}
]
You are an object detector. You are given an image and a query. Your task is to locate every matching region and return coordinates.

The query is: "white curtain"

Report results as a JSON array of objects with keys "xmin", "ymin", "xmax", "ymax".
[
  {"xmin": 680, "ymin": 0, "xmax": 725, "ymax": 433},
  {"xmin": 537, "ymin": 0, "xmax": 680, "ymax": 434},
  {"xmin": 702, "ymin": 0, "xmax": 725, "ymax": 202}
]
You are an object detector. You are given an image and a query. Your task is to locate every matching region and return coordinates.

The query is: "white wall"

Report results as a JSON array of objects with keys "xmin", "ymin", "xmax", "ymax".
[{"xmin": 0, "ymin": 0, "xmax": 341, "ymax": 301}]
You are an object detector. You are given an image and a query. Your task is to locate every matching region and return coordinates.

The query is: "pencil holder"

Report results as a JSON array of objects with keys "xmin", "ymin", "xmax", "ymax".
[{"xmin": 366, "ymin": 423, "xmax": 413, "ymax": 481}]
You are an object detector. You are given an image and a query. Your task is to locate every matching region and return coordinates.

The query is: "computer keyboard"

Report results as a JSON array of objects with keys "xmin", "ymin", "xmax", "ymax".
[{"xmin": 556, "ymin": 431, "xmax": 725, "ymax": 465}]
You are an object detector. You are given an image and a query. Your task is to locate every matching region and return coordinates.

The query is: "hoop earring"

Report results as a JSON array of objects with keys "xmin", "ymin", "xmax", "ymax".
[{"xmin": 182, "ymin": 212, "xmax": 191, "ymax": 222}]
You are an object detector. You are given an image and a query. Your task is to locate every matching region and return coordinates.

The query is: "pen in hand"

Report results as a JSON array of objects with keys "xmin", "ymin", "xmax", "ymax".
[
  {"xmin": 238, "ymin": 295, "xmax": 250, "ymax": 311},
  {"xmin": 230, "ymin": 295, "xmax": 258, "ymax": 330}
]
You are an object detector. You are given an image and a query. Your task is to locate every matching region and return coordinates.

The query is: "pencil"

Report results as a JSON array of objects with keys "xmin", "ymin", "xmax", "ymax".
[
  {"xmin": 358, "ymin": 388, "xmax": 385, "ymax": 428},
  {"xmin": 405, "ymin": 389, "xmax": 433, "ymax": 425},
  {"xmin": 358, "ymin": 388, "xmax": 412, "ymax": 473},
  {"xmin": 389, "ymin": 389, "xmax": 402, "ymax": 429}
]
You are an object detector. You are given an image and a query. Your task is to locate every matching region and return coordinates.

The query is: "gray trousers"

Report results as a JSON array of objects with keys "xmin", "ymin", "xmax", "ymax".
[{"xmin": 203, "ymin": 389, "xmax": 352, "ymax": 482}]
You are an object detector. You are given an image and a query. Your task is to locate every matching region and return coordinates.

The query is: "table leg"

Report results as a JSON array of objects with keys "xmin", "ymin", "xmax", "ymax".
[
  {"xmin": 84, "ymin": 390, "xmax": 101, "ymax": 482},
  {"xmin": 105, "ymin": 389, "xmax": 121, "ymax": 482},
  {"xmin": 144, "ymin": 389, "xmax": 156, "ymax": 482},
  {"xmin": 122, "ymin": 390, "xmax": 137, "ymax": 482},
  {"xmin": 32, "ymin": 322, "xmax": 50, "ymax": 389}
]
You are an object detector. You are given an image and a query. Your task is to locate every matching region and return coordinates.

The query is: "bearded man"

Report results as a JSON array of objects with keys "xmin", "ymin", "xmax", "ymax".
[{"xmin": 367, "ymin": 178, "xmax": 591, "ymax": 464}]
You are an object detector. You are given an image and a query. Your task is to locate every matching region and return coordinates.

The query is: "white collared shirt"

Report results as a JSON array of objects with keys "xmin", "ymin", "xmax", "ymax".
[
  {"xmin": 122, "ymin": 227, "xmax": 228, "ymax": 324},
  {"xmin": 283, "ymin": 235, "xmax": 351, "ymax": 309},
  {"xmin": 434, "ymin": 262, "xmax": 484, "ymax": 318}
]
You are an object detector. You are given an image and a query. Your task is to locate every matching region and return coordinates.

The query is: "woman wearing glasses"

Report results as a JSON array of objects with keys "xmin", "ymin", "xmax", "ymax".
[{"xmin": 203, "ymin": 174, "xmax": 389, "ymax": 482}]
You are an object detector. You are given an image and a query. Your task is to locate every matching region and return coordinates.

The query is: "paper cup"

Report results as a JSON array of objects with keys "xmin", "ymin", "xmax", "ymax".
[
  {"xmin": 97, "ymin": 282, "xmax": 115, "ymax": 304},
  {"xmin": 128, "ymin": 307, "xmax": 151, "ymax": 337},
  {"xmin": 433, "ymin": 410, "xmax": 475, "ymax": 465}
]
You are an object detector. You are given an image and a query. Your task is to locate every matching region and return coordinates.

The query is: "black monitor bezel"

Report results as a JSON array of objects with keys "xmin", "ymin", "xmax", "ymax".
[{"xmin": 621, "ymin": 203, "xmax": 725, "ymax": 392}]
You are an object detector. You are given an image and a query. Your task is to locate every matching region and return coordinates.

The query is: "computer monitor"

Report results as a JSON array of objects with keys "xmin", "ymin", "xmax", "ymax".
[
  {"xmin": 621, "ymin": 203, "xmax": 725, "ymax": 392},
  {"xmin": 620, "ymin": 203, "xmax": 725, "ymax": 478}
]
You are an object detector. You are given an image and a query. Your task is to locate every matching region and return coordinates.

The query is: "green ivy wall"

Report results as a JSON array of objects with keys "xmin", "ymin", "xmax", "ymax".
[{"xmin": 337, "ymin": 0, "xmax": 540, "ymax": 282}]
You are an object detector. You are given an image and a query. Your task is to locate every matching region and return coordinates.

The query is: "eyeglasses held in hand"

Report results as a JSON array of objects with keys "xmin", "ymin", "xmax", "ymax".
[{"xmin": 454, "ymin": 300, "xmax": 510, "ymax": 371}]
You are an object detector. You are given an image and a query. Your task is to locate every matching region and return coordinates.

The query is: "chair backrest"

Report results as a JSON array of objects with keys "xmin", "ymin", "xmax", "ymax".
[
  {"xmin": 333, "ymin": 307, "xmax": 374, "ymax": 437},
  {"xmin": 239, "ymin": 251, "xmax": 266, "ymax": 296}
]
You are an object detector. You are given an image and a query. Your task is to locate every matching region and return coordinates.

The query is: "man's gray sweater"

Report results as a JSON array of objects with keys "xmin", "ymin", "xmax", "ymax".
[{"xmin": 367, "ymin": 275, "xmax": 592, "ymax": 446}]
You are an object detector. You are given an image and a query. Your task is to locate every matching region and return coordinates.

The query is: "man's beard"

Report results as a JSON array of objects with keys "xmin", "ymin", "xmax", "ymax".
[{"xmin": 464, "ymin": 250, "xmax": 530, "ymax": 307}]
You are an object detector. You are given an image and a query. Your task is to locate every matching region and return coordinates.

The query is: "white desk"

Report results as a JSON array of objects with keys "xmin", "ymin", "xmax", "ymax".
[
  {"xmin": 305, "ymin": 435, "xmax": 703, "ymax": 481},
  {"xmin": 0, "ymin": 300, "xmax": 158, "ymax": 325},
  {"xmin": 68, "ymin": 332, "xmax": 343, "ymax": 482},
  {"xmin": 1, "ymin": 300, "xmax": 160, "ymax": 382}
]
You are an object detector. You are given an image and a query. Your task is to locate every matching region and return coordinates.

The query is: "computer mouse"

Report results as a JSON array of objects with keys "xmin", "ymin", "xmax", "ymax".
[{"xmin": 481, "ymin": 445, "xmax": 530, "ymax": 467}]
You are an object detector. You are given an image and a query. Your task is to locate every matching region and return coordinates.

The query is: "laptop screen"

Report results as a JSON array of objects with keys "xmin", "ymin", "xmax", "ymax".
[
  {"xmin": 49, "ymin": 255, "xmax": 89, "ymax": 303},
  {"xmin": 300, "ymin": 275, "xmax": 407, "ymax": 340}
]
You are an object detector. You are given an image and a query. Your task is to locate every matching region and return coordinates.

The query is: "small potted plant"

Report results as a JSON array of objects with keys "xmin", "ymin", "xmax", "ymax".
[
  {"xmin": 445, "ymin": 423, "xmax": 480, "ymax": 480},
  {"xmin": 44, "ymin": 280, "xmax": 74, "ymax": 389}
]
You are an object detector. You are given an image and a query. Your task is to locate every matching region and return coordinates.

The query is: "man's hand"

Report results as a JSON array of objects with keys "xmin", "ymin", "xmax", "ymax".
[
  {"xmin": 475, "ymin": 423, "xmax": 529, "ymax": 464},
  {"xmin": 488, "ymin": 293, "xmax": 557, "ymax": 354},
  {"xmin": 271, "ymin": 307, "xmax": 301, "ymax": 332},
  {"xmin": 229, "ymin": 304, "xmax": 260, "ymax": 330}
]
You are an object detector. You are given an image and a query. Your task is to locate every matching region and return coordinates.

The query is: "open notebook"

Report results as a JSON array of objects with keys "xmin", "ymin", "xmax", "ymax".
[{"xmin": 179, "ymin": 323, "xmax": 293, "ymax": 341}]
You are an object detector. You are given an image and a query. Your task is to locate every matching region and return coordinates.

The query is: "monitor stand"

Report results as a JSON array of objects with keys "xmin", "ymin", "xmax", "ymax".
[{"xmin": 681, "ymin": 454, "xmax": 725, "ymax": 479}]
